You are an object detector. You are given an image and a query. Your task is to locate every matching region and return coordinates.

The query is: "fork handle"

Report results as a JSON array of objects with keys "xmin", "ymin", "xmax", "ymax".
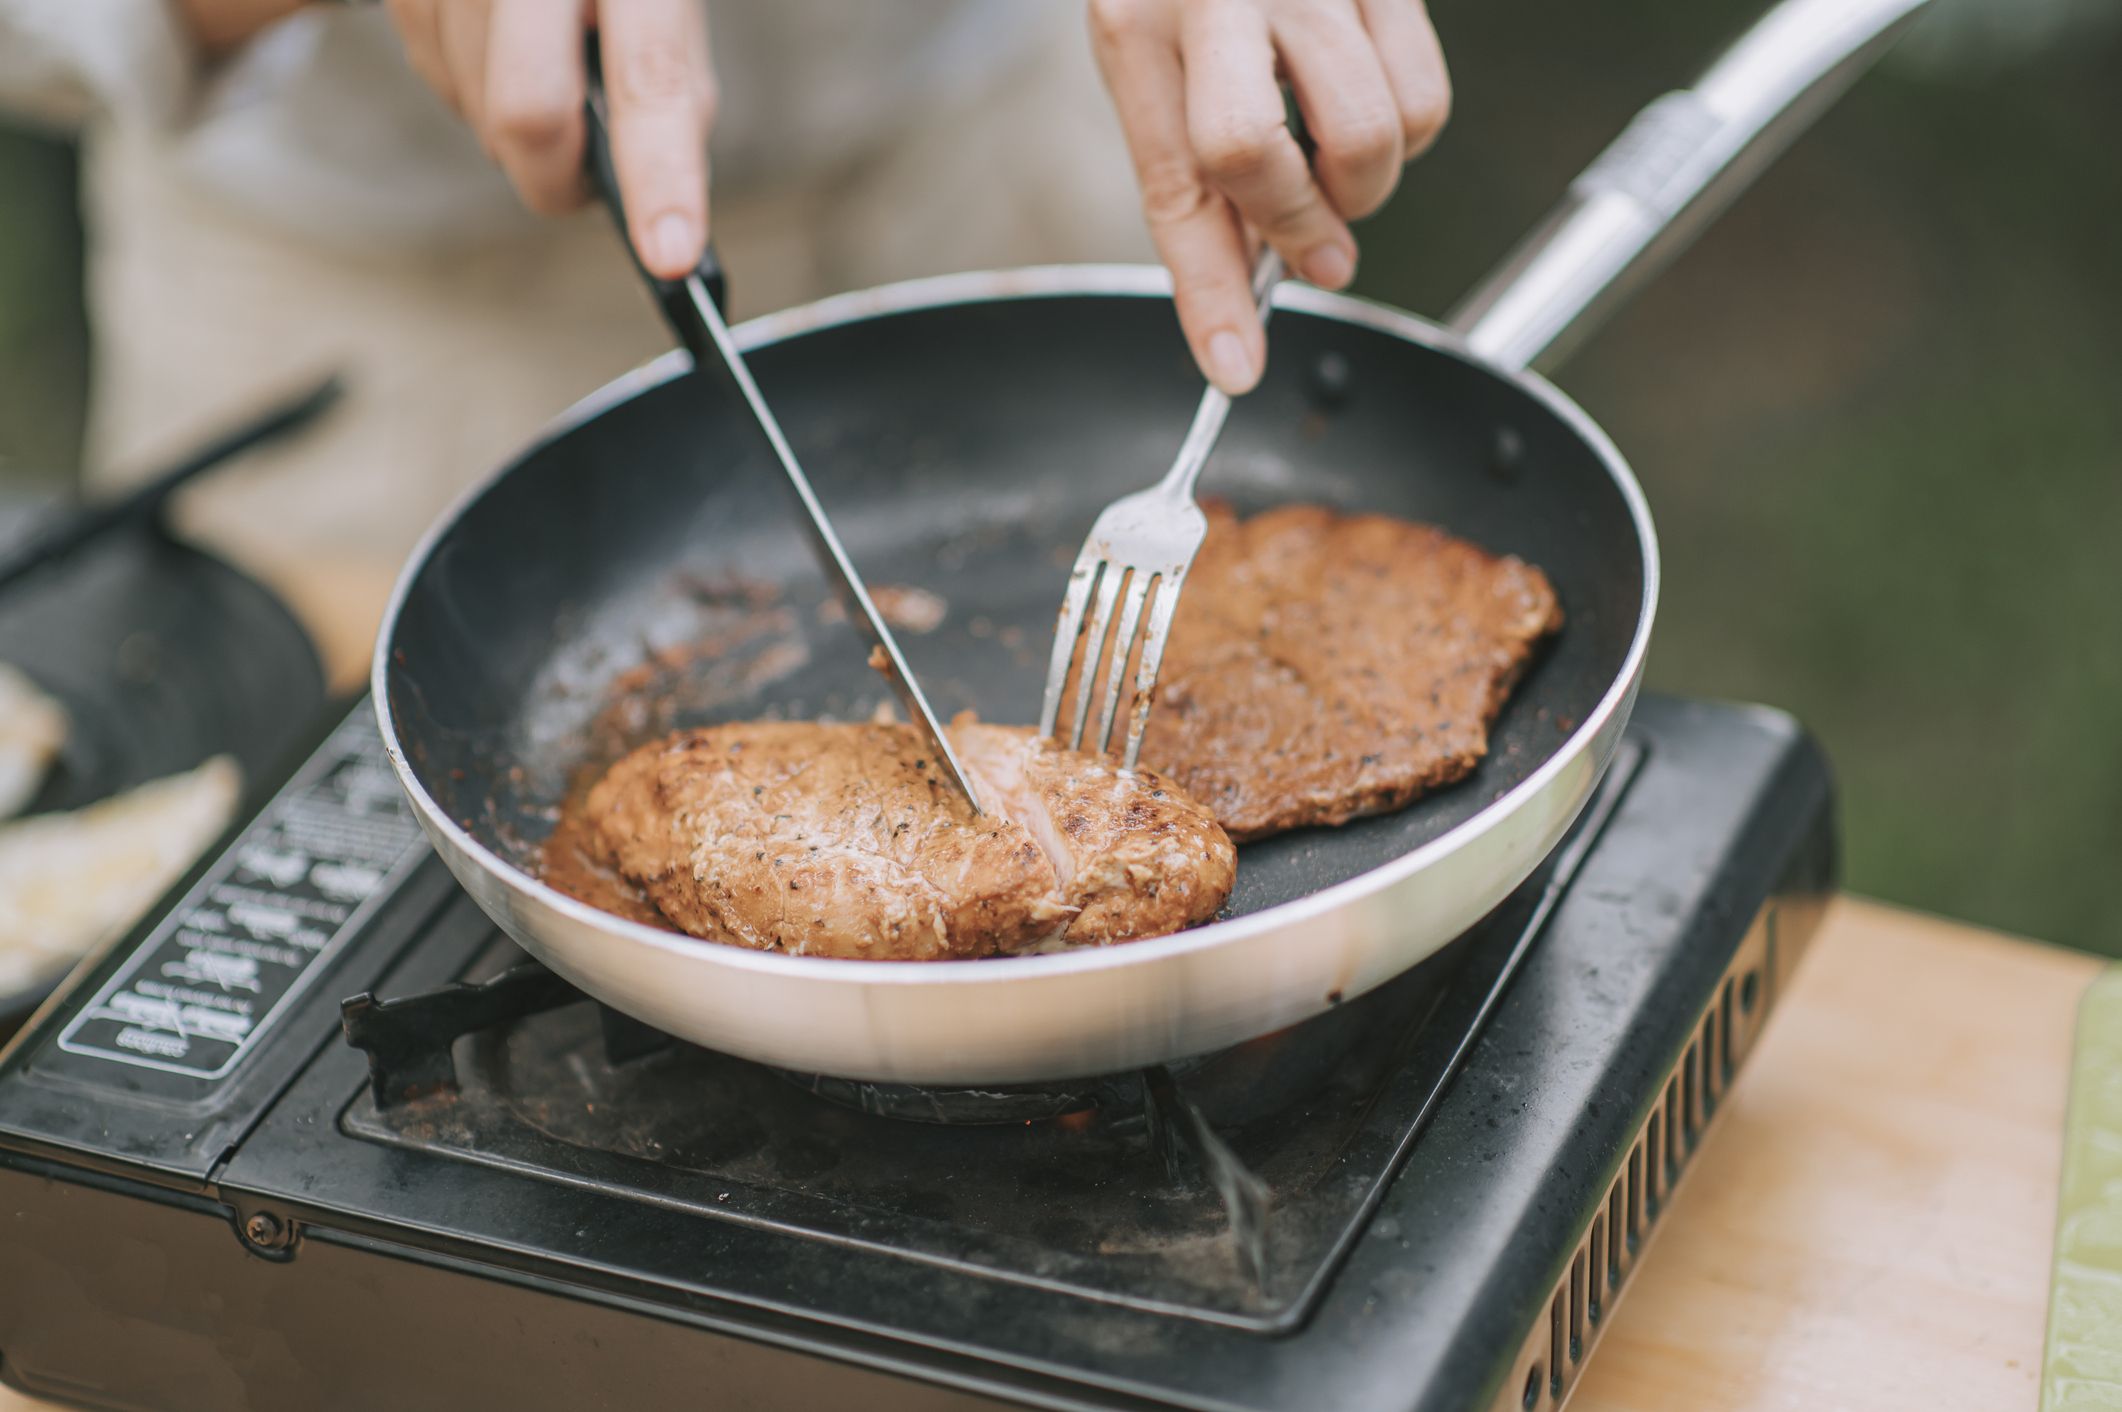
[{"xmin": 1155, "ymin": 247, "xmax": 1284, "ymax": 500}]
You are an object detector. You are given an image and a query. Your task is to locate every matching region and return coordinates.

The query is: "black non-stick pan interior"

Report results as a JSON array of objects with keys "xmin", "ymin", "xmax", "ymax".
[{"xmin": 386, "ymin": 288, "xmax": 1646, "ymax": 919}]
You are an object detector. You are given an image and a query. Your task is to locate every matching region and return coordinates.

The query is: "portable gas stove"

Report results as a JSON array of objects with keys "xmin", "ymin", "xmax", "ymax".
[{"xmin": 0, "ymin": 692, "xmax": 1831, "ymax": 1412}]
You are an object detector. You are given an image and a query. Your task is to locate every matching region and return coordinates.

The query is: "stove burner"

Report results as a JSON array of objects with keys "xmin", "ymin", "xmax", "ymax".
[
  {"xmin": 341, "ymin": 955, "xmax": 1396, "ymax": 1289},
  {"xmin": 342, "ymin": 963, "xmax": 674, "ymax": 1108},
  {"xmin": 770, "ymin": 1061, "xmax": 1286, "ymax": 1282},
  {"xmin": 763, "ymin": 1019, "xmax": 1396, "ymax": 1285},
  {"xmin": 772, "ymin": 1068, "xmax": 1124, "ymax": 1124},
  {"xmin": 769, "ymin": 1005, "xmax": 1393, "ymax": 1130},
  {"xmin": 1147, "ymin": 1064, "xmax": 1272, "ymax": 1285}
]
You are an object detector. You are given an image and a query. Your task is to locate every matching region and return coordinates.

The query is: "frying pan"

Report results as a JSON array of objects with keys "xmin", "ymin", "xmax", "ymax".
[{"xmin": 377, "ymin": 0, "xmax": 1928, "ymax": 1083}]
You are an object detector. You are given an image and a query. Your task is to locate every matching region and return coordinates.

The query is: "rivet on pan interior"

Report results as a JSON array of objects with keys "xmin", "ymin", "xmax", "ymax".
[
  {"xmin": 1308, "ymin": 351, "xmax": 1353, "ymax": 408},
  {"xmin": 1490, "ymin": 426, "xmax": 1527, "ymax": 482}
]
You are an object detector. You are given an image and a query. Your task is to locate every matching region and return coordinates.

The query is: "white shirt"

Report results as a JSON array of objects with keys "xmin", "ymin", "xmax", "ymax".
[{"xmin": 0, "ymin": 0, "xmax": 1042, "ymax": 251}]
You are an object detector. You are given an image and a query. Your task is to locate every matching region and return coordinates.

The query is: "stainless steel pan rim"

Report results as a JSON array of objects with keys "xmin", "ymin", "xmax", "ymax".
[
  {"xmin": 373, "ymin": 0, "xmax": 1927, "ymax": 1080},
  {"xmin": 372, "ymin": 264, "xmax": 1658, "ymax": 992}
]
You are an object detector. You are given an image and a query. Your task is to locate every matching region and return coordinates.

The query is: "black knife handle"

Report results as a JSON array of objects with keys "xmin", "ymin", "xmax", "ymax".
[
  {"xmin": 0, "ymin": 374, "xmax": 342, "ymax": 598},
  {"xmin": 582, "ymin": 31, "xmax": 728, "ymax": 331}
]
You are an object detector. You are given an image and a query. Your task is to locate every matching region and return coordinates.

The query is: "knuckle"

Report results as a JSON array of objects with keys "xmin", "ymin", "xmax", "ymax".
[
  {"xmin": 1193, "ymin": 114, "xmax": 1280, "ymax": 186},
  {"xmin": 1330, "ymin": 108, "xmax": 1402, "ymax": 170},
  {"xmin": 1136, "ymin": 157, "xmax": 1216, "ymax": 228},
  {"xmin": 1088, "ymin": 0, "xmax": 1155, "ymax": 49},
  {"xmin": 1260, "ymin": 191, "xmax": 1325, "ymax": 239},
  {"xmin": 488, "ymin": 95, "xmax": 574, "ymax": 154},
  {"xmin": 611, "ymin": 44, "xmax": 702, "ymax": 109},
  {"xmin": 1319, "ymin": 108, "xmax": 1402, "ymax": 216},
  {"xmin": 516, "ymin": 179, "xmax": 583, "ymax": 217},
  {"xmin": 1402, "ymin": 84, "xmax": 1452, "ymax": 154}
]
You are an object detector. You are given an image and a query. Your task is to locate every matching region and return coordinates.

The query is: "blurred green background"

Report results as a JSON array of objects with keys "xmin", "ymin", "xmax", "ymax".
[
  {"xmin": 0, "ymin": 127, "xmax": 85, "ymax": 488},
  {"xmin": 0, "ymin": 0, "xmax": 2117, "ymax": 952}
]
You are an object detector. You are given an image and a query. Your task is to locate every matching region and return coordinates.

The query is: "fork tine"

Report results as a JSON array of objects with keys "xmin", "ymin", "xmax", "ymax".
[
  {"xmin": 1065, "ymin": 563, "xmax": 1127, "ymax": 751},
  {"xmin": 1039, "ymin": 553, "xmax": 1103, "ymax": 738},
  {"xmin": 1091, "ymin": 571, "xmax": 1156, "ymax": 757},
  {"xmin": 1120, "ymin": 568, "xmax": 1188, "ymax": 770}
]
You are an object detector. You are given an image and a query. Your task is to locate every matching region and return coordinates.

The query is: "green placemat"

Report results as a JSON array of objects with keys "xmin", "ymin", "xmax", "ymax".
[{"xmin": 2044, "ymin": 966, "xmax": 2122, "ymax": 1408}]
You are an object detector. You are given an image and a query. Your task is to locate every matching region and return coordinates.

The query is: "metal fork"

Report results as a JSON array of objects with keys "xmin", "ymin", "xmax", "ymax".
[{"xmin": 1039, "ymin": 248, "xmax": 1284, "ymax": 769}]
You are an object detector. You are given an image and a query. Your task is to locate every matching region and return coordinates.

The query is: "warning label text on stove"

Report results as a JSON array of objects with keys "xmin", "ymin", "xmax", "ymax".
[{"xmin": 57, "ymin": 714, "xmax": 427, "ymax": 1080}]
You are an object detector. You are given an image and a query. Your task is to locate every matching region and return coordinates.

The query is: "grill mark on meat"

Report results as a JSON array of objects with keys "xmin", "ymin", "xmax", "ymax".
[
  {"xmin": 1139, "ymin": 503, "xmax": 1561, "ymax": 841},
  {"xmin": 566, "ymin": 721, "xmax": 1233, "ymax": 960}
]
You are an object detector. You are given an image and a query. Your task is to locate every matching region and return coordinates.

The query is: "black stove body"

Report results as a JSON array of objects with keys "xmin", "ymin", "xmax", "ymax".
[{"xmin": 0, "ymin": 695, "xmax": 1833, "ymax": 1412}]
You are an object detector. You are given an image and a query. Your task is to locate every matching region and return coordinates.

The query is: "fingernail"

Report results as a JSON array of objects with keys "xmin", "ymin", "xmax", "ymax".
[
  {"xmin": 1207, "ymin": 331, "xmax": 1257, "ymax": 394},
  {"xmin": 1303, "ymin": 243, "xmax": 1354, "ymax": 290},
  {"xmin": 645, "ymin": 213, "xmax": 696, "ymax": 274}
]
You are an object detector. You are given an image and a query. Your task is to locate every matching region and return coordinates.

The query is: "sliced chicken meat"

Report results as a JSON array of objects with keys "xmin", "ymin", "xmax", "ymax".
[
  {"xmin": 579, "ymin": 721, "xmax": 1233, "ymax": 960},
  {"xmin": 0, "ymin": 755, "xmax": 241, "ymax": 995},
  {"xmin": 950, "ymin": 722, "xmax": 1234, "ymax": 945},
  {"xmin": 0, "ymin": 663, "xmax": 67, "ymax": 821}
]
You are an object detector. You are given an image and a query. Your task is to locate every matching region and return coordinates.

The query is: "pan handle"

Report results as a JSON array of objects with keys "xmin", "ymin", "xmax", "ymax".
[{"xmin": 1445, "ymin": 0, "xmax": 1932, "ymax": 375}]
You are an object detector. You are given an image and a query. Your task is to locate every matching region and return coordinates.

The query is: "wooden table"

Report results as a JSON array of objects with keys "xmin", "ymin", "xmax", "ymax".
[
  {"xmin": 1572, "ymin": 898, "xmax": 2089, "ymax": 1412},
  {"xmin": 3, "ymin": 572, "xmax": 2097, "ymax": 1410}
]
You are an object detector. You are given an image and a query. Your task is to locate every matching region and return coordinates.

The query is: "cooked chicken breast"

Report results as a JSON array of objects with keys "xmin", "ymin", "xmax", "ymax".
[
  {"xmin": 951, "ymin": 722, "xmax": 1235, "ymax": 945},
  {"xmin": 0, "ymin": 756, "xmax": 241, "ymax": 995},
  {"xmin": 580, "ymin": 721, "xmax": 1233, "ymax": 960},
  {"xmin": 1139, "ymin": 504, "xmax": 1562, "ymax": 841},
  {"xmin": 0, "ymin": 663, "xmax": 67, "ymax": 821}
]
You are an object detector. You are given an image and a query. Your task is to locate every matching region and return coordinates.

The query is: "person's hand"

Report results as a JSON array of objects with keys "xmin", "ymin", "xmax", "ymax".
[
  {"xmin": 1090, "ymin": 0, "xmax": 1450, "ymax": 394},
  {"xmin": 384, "ymin": 0, "xmax": 717, "ymax": 280}
]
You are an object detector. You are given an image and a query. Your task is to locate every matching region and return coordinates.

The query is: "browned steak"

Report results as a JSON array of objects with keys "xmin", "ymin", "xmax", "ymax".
[
  {"xmin": 582, "ymin": 721, "xmax": 1232, "ymax": 960},
  {"xmin": 951, "ymin": 721, "xmax": 1236, "ymax": 946},
  {"xmin": 1138, "ymin": 504, "xmax": 1562, "ymax": 841}
]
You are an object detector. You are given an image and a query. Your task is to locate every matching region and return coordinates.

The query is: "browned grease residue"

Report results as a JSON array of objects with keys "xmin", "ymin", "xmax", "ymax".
[
  {"xmin": 817, "ymin": 584, "xmax": 948, "ymax": 634},
  {"xmin": 539, "ymin": 800, "xmax": 675, "ymax": 932},
  {"xmin": 589, "ymin": 608, "xmax": 797, "ymax": 750},
  {"xmin": 531, "ymin": 573, "xmax": 809, "ymax": 933}
]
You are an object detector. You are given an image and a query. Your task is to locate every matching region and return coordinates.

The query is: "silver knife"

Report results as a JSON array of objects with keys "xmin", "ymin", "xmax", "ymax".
[{"xmin": 582, "ymin": 47, "xmax": 985, "ymax": 813}]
